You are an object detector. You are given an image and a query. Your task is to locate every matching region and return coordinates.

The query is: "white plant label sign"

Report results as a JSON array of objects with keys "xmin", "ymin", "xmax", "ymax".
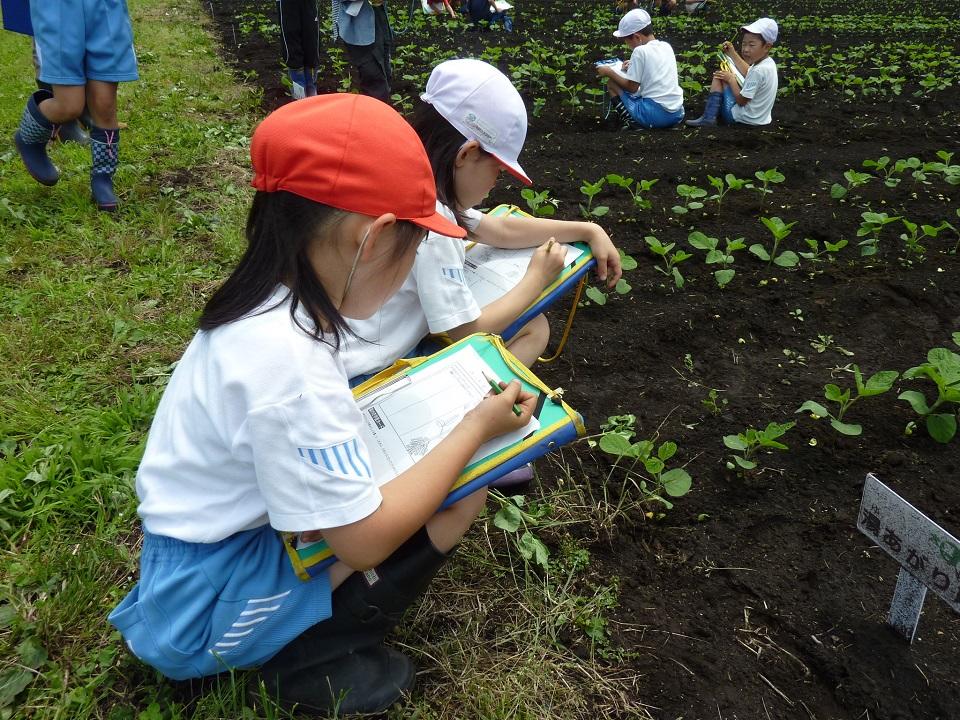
[{"xmin": 857, "ymin": 473, "xmax": 960, "ymax": 641}]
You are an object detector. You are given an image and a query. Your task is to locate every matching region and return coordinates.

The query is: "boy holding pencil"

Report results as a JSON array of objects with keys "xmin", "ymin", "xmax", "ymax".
[{"xmin": 686, "ymin": 18, "xmax": 779, "ymax": 127}]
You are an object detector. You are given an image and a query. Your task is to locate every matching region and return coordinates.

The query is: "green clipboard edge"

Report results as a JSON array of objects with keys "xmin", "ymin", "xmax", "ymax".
[{"xmin": 283, "ymin": 333, "xmax": 585, "ymax": 581}]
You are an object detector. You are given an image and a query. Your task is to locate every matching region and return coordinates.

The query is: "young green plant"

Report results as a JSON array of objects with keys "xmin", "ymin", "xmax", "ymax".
[
  {"xmin": 672, "ymin": 183, "xmax": 708, "ymax": 215},
  {"xmin": 521, "ymin": 187, "xmax": 558, "ymax": 217},
  {"xmin": 899, "ymin": 336, "xmax": 960, "ymax": 443},
  {"xmin": 606, "ymin": 174, "xmax": 658, "ymax": 211},
  {"xmin": 796, "ymin": 365, "xmax": 900, "ymax": 435},
  {"xmin": 579, "ymin": 177, "xmax": 609, "ymax": 220},
  {"xmin": 857, "ymin": 211, "xmax": 901, "ymax": 256},
  {"xmin": 688, "ymin": 230, "xmax": 745, "ymax": 288},
  {"xmin": 723, "ymin": 421, "xmax": 795, "ymax": 472},
  {"xmin": 645, "ymin": 235, "xmax": 692, "ymax": 289},
  {"xmin": 751, "ymin": 216, "xmax": 799, "ymax": 267},
  {"xmin": 754, "ymin": 168, "xmax": 785, "ymax": 204},
  {"xmin": 706, "ymin": 173, "xmax": 748, "ymax": 214}
]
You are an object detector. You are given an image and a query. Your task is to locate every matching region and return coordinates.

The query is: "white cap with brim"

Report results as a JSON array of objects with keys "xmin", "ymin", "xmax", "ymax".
[
  {"xmin": 421, "ymin": 58, "xmax": 532, "ymax": 186},
  {"xmin": 613, "ymin": 8, "xmax": 652, "ymax": 37},
  {"xmin": 741, "ymin": 17, "xmax": 778, "ymax": 44}
]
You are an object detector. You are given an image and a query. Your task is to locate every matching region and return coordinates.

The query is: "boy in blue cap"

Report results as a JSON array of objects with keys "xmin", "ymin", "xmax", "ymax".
[{"xmin": 13, "ymin": 0, "xmax": 138, "ymax": 211}]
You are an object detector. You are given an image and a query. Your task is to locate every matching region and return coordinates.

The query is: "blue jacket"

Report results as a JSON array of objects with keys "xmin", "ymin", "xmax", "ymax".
[{"xmin": 331, "ymin": 0, "xmax": 387, "ymax": 46}]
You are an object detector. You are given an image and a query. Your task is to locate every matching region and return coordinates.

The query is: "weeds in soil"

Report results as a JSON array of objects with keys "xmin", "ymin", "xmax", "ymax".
[
  {"xmin": 796, "ymin": 365, "xmax": 900, "ymax": 435},
  {"xmin": 701, "ymin": 388, "xmax": 728, "ymax": 415}
]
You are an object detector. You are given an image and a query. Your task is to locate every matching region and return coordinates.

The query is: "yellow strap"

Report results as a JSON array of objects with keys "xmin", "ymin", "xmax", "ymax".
[{"xmin": 538, "ymin": 274, "xmax": 586, "ymax": 364}]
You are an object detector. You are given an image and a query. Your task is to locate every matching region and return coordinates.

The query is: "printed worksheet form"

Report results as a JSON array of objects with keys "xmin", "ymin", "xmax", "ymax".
[
  {"xmin": 356, "ymin": 345, "xmax": 539, "ymax": 486},
  {"xmin": 463, "ymin": 243, "xmax": 583, "ymax": 307}
]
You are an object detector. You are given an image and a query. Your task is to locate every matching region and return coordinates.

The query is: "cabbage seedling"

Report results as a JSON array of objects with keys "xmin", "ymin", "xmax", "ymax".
[
  {"xmin": 645, "ymin": 235, "xmax": 692, "ymax": 289},
  {"xmin": 723, "ymin": 421, "xmax": 795, "ymax": 471},
  {"xmin": 796, "ymin": 365, "xmax": 899, "ymax": 435},
  {"xmin": 751, "ymin": 216, "xmax": 800, "ymax": 267},
  {"xmin": 857, "ymin": 211, "xmax": 901, "ymax": 256},
  {"xmin": 672, "ymin": 183, "xmax": 708, "ymax": 215},
  {"xmin": 898, "ymin": 342, "xmax": 960, "ymax": 443},
  {"xmin": 688, "ymin": 231, "xmax": 745, "ymax": 288},
  {"xmin": 598, "ymin": 433, "xmax": 693, "ymax": 508}
]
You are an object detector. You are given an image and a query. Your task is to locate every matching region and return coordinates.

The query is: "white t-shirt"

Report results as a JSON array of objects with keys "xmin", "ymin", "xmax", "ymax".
[
  {"xmin": 731, "ymin": 56, "xmax": 778, "ymax": 126},
  {"xmin": 625, "ymin": 39, "xmax": 684, "ymax": 112},
  {"xmin": 136, "ymin": 286, "xmax": 382, "ymax": 543},
  {"xmin": 339, "ymin": 202, "xmax": 483, "ymax": 378}
]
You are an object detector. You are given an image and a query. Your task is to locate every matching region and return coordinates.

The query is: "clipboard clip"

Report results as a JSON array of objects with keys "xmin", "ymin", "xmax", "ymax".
[{"xmin": 547, "ymin": 387, "xmax": 565, "ymax": 404}]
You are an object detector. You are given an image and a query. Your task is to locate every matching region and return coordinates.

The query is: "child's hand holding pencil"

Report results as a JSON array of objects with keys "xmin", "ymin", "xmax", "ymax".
[{"xmin": 463, "ymin": 375, "xmax": 536, "ymax": 441}]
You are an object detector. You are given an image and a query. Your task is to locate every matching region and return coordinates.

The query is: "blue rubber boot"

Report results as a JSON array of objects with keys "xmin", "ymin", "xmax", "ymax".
[
  {"xmin": 53, "ymin": 120, "xmax": 90, "ymax": 146},
  {"xmin": 304, "ymin": 68, "xmax": 317, "ymax": 97},
  {"xmin": 288, "ymin": 68, "xmax": 306, "ymax": 100},
  {"xmin": 685, "ymin": 91, "xmax": 721, "ymax": 127},
  {"xmin": 14, "ymin": 90, "xmax": 60, "ymax": 186},
  {"xmin": 89, "ymin": 126, "xmax": 120, "ymax": 212}
]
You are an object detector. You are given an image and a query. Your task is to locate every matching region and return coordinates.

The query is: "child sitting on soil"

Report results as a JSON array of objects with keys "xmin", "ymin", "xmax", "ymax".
[
  {"xmin": 595, "ymin": 8, "xmax": 684, "ymax": 129},
  {"xmin": 277, "ymin": 0, "xmax": 320, "ymax": 98},
  {"xmin": 13, "ymin": 0, "xmax": 138, "ymax": 211},
  {"xmin": 686, "ymin": 17, "xmax": 779, "ymax": 127},
  {"xmin": 108, "ymin": 93, "xmax": 539, "ymax": 716}
]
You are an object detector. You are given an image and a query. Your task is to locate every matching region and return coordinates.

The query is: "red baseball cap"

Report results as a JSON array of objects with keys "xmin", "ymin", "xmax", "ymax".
[{"xmin": 251, "ymin": 94, "xmax": 465, "ymax": 238}]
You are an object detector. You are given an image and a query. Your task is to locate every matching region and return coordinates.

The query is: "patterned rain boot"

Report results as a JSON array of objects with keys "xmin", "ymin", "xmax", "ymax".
[
  {"xmin": 304, "ymin": 68, "xmax": 318, "ymax": 97},
  {"xmin": 37, "ymin": 81, "xmax": 89, "ymax": 145},
  {"xmin": 288, "ymin": 68, "xmax": 306, "ymax": 100},
  {"xmin": 89, "ymin": 126, "xmax": 121, "ymax": 212},
  {"xmin": 685, "ymin": 91, "xmax": 721, "ymax": 127},
  {"xmin": 14, "ymin": 90, "xmax": 60, "ymax": 186}
]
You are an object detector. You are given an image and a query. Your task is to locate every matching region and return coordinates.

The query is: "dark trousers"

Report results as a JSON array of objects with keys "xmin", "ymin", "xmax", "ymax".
[
  {"xmin": 343, "ymin": 4, "xmax": 392, "ymax": 103},
  {"xmin": 277, "ymin": 0, "xmax": 320, "ymax": 69}
]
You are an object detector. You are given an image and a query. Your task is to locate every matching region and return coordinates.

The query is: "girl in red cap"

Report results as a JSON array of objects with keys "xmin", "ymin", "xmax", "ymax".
[{"xmin": 109, "ymin": 93, "xmax": 536, "ymax": 716}]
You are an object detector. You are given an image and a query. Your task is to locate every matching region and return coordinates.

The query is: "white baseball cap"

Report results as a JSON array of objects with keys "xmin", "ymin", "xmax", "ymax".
[
  {"xmin": 741, "ymin": 17, "xmax": 778, "ymax": 44},
  {"xmin": 613, "ymin": 8, "xmax": 652, "ymax": 37},
  {"xmin": 421, "ymin": 59, "xmax": 531, "ymax": 185}
]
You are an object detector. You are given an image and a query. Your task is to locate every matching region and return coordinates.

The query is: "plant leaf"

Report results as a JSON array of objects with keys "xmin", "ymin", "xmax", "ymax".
[
  {"xmin": 723, "ymin": 434, "xmax": 748, "ymax": 450},
  {"xmin": 861, "ymin": 370, "xmax": 899, "ymax": 396},
  {"xmin": 661, "ymin": 468, "xmax": 692, "ymax": 497},
  {"xmin": 829, "ymin": 418, "xmax": 862, "ymax": 435},
  {"xmin": 898, "ymin": 390, "xmax": 931, "ymax": 415},
  {"xmin": 749, "ymin": 244, "xmax": 770, "ymax": 261},
  {"xmin": 774, "ymin": 251, "xmax": 800, "ymax": 267},
  {"xmin": 657, "ymin": 441, "xmax": 677, "ymax": 461},
  {"xmin": 732, "ymin": 455, "xmax": 756, "ymax": 469},
  {"xmin": 493, "ymin": 504, "xmax": 522, "ymax": 533},
  {"xmin": 926, "ymin": 414, "xmax": 957, "ymax": 443},
  {"xmin": 797, "ymin": 400, "xmax": 829, "ymax": 417}
]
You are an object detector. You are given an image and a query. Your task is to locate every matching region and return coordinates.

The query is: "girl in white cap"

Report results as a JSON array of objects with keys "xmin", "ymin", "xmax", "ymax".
[
  {"xmin": 686, "ymin": 17, "xmax": 779, "ymax": 127},
  {"xmin": 340, "ymin": 58, "xmax": 623, "ymax": 383}
]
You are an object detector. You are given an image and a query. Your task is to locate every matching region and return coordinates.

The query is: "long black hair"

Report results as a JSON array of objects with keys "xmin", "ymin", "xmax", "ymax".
[
  {"xmin": 199, "ymin": 191, "xmax": 422, "ymax": 347},
  {"xmin": 409, "ymin": 102, "xmax": 474, "ymax": 229}
]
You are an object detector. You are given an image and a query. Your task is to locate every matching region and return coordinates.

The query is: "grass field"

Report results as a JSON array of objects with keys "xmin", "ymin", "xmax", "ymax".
[{"xmin": 0, "ymin": 2, "xmax": 641, "ymax": 718}]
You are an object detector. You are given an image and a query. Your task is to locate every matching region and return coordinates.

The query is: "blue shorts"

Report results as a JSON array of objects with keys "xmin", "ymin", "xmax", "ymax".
[
  {"xmin": 31, "ymin": 0, "xmax": 138, "ymax": 85},
  {"xmin": 719, "ymin": 86, "xmax": 738, "ymax": 124},
  {"xmin": 108, "ymin": 525, "xmax": 332, "ymax": 680},
  {"xmin": 618, "ymin": 92, "xmax": 685, "ymax": 129}
]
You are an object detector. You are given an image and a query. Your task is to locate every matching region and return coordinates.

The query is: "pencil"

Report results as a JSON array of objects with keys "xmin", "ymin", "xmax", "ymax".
[
  {"xmin": 546, "ymin": 238, "xmax": 555, "ymax": 253},
  {"xmin": 482, "ymin": 373, "xmax": 523, "ymax": 416}
]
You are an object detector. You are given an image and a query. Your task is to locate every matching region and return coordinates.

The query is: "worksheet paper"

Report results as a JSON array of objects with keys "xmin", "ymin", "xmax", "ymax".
[
  {"xmin": 463, "ymin": 243, "xmax": 584, "ymax": 308},
  {"xmin": 356, "ymin": 344, "xmax": 540, "ymax": 486}
]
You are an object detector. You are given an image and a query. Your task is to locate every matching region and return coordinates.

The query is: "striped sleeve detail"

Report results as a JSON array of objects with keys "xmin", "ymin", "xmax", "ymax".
[
  {"xmin": 297, "ymin": 439, "xmax": 372, "ymax": 479},
  {"xmin": 442, "ymin": 266, "xmax": 465, "ymax": 284}
]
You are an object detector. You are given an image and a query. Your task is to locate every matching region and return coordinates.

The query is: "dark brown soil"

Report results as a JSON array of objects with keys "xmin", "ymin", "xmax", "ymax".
[{"xmin": 204, "ymin": 1, "xmax": 960, "ymax": 718}]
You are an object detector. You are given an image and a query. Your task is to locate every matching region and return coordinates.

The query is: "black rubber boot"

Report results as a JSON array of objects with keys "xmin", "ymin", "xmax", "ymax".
[
  {"xmin": 14, "ymin": 90, "xmax": 60, "ymax": 186},
  {"xmin": 253, "ymin": 528, "xmax": 449, "ymax": 716},
  {"xmin": 89, "ymin": 126, "xmax": 121, "ymax": 211},
  {"xmin": 686, "ymin": 91, "xmax": 722, "ymax": 127}
]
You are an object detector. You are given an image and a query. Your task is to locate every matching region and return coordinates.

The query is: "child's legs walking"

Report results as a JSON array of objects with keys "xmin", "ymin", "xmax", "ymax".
[{"xmin": 505, "ymin": 313, "xmax": 550, "ymax": 366}]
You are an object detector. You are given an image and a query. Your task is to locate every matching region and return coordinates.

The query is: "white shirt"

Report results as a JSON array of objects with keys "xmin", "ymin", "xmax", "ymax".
[
  {"xmin": 136, "ymin": 286, "xmax": 382, "ymax": 542},
  {"xmin": 340, "ymin": 202, "xmax": 483, "ymax": 378},
  {"xmin": 625, "ymin": 39, "xmax": 684, "ymax": 112},
  {"xmin": 731, "ymin": 56, "xmax": 778, "ymax": 126}
]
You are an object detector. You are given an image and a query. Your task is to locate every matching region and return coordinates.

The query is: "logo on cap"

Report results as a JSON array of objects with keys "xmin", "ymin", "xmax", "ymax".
[{"xmin": 462, "ymin": 112, "xmax": 499, "ymax": 146}]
